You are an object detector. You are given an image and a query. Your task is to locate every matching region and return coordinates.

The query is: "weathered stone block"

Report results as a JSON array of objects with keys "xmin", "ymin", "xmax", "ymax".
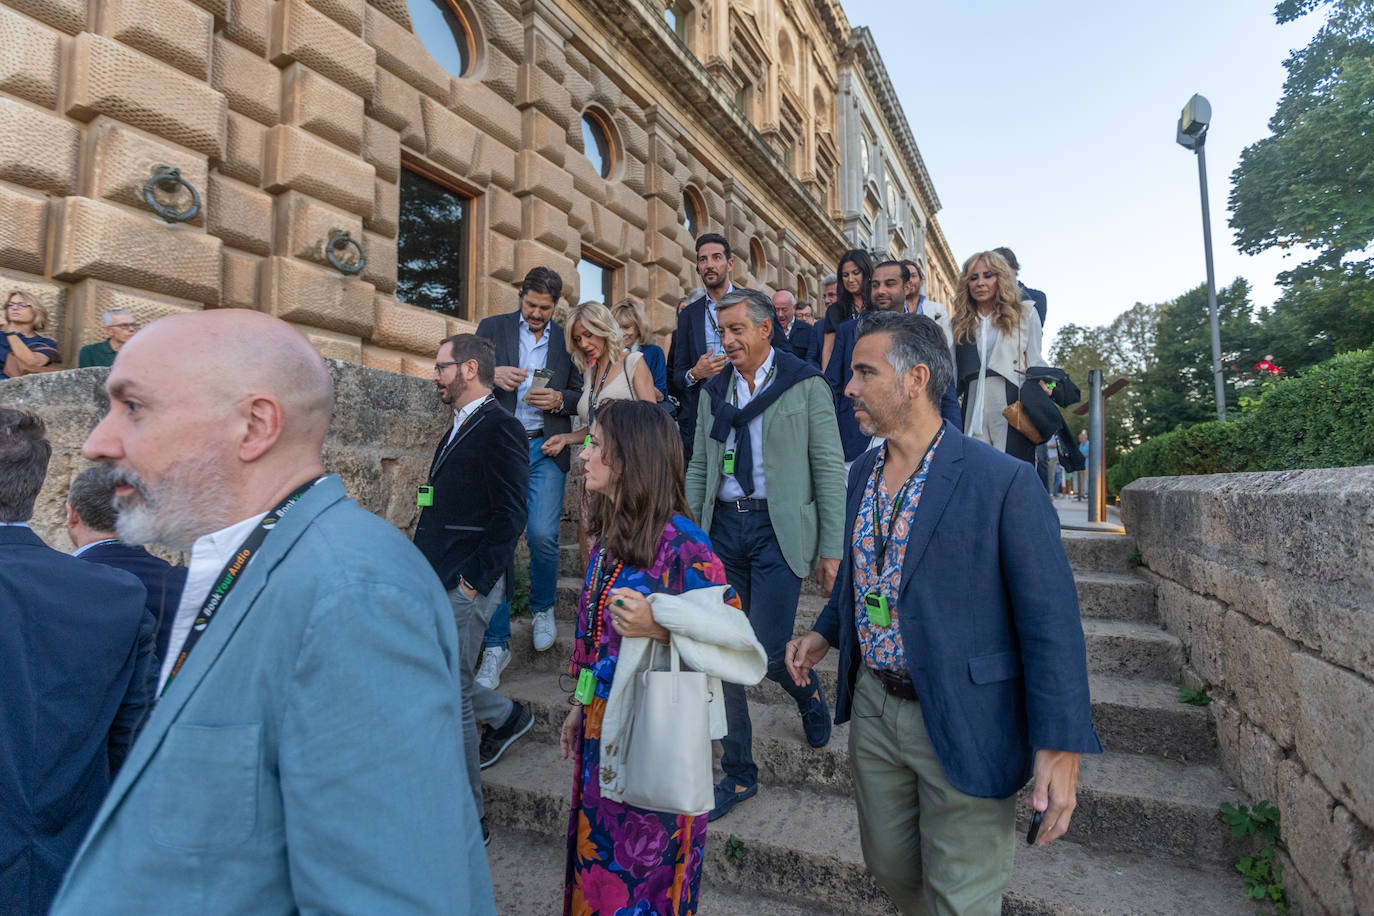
[
  {"xmin": 365, "ymin": 177, "xmax": 398, "ymax": 238},
  {"xmin": 69, "ymin": 280, "xmax": 201, "ymax": 349},
  {"xmin": 513, "ymin": 240, "xmax": 573, "ymax": 295},
  {"xmin": 224, "ymin": 0, "xmax": 270, "ymax": 55},
  {"xmin": 259, "ymin": 255, "xmax": 374, "ymax": 337},
  {"xmin": 589, "ymin": 201, "xmax": 630, "ymax": 257},
  {"xmin": 450, "ymin": 80, "xmax": 519, "ymax": 150},
  {"xmin": 0, "ymin": 96, "xmax": 82, "ymax": 194},
  {"xmin": 272, "ymin": 189, "xmax": 364, "ymax": 266},
  {"xmin": 419, "ymin": 95, "xmax": 479, "ymax": 177},
  {"xmin": 626, "ymin": 261, "xmax": 649, "ymax": 300},
  {"xmin": 606, "ymin": 182, "xmax": 648, "ymax": 230},
  {"xmin": 524, "ymin": 197, "xmax": 571, "ymax": 253},
  {"xmin": 281, "ymin": 62, "xmax": 364, "ymax": 152},
  {"xmin": 207, "ymin": 173, "xmax": 272, "ymax": 255},
  {"xmin": 6, "ymin": 0, "xmax": 85, "ymax": 34},
  {"xmin": 297, "ymin": 324, "xmax": 362, "ymax": 361},
  {"xmin": 1211, "ymin": 698, "xmax": 1283, "ymax": 805},
  {"xmin": 480, "ymin": 46, "xmax": 518, "ymax": 105},
  {"xmin": 269, "ymin": 0, "xmax": 374, "ymax": 98},
  {"xmin": 221, "ymin": 110, "xmax": 265, "ymax": 185},
  {"xmin": 515, "ymin": 149, "xmax": 573, "ymax": 212},
  {"xmin": 221, "ymin": 247, "xmax": 261, "ymax": 308},
  {"xmin": 100, "ymin": 0, "xmax": 214, "ymax": 80},
  {"xmin": 64, "ymin": 33, "xmax": 227, "ymax": 158},
  {"xmin": 523, "ymin": 108, "xmax": 565, "ymax": 167},
  {"xmin": 51, "ymin": 197, "xmax": 221, "ymax": 305},
  {"xmin": 488, "ymin": 185, "xmax": 520, "ymax": 238},
  {"xmin": 361, "ymin": 341, "xmax": 404, "ymax": 374},
  {"xmin": 0, "ymin": 182, "xmax": 49, "ymax": 275},
  {"xmin": 303, "ymin": 0, "xmax": 363, "ymax": 34},
  {"xmin": 487, "ymin": 232, "xmax": 516, "ymax": 282},
  {"xmin": 475, "ymin": 135, "xmax": 515, "ymax": 191},
  {"xmin": 477, "ymin": 276, "xmax": 517, "ymax": 322},
  {"xmin": 262, "ymin": 124, "xmax": 374, "ymax": 216},
  {"xmin": 368, "ymin": 66, "xmax": 423, "ymax": 149},
  {"xmin": 0, "ymin": 5, "xmax": 63, "ymax": 108},
  {"xmin": 85, "ymin": 119, "xmax": 209, "ymax": 227},
  {"xmin": 362, "ymin": 116, "xmax": 399, "ymax": 182},
  {"xmin": 365, "ymin": 4, "xmax": 447, "ymax": 100},
  {"xmin": 517, "ymin": 62, "xmax": 571, "ymax": 130},
  {"xmin": 1291, "ymin": 653, "xmax": 1374, "ymax": 827},
  {"xmin": 1220, "ymin": 612, "xmax": 1298, "ymax": 748},
  {"xmin": 1277, "ymin": 760, "xmax": 1361, "ymax": 915},
  {"xmin": 212, "ymin": 35, "xmax": 280, "ymax": 125},
  {"xmin": 371, "ymin": 296, "xmax": 445, "ymax": 353},
  {"xmin": 360, "ymin": 229, "xmax": 395, "ymax": 293}
]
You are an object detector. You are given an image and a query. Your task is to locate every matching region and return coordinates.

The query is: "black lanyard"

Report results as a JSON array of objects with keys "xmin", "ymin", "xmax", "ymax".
[
  {"xmin": 871, "ymin": 431, "xmax": 941, "ymax": 570},
  {"xmin": 161, "ymin": 477, "xmax": 320, "ymax": 695},
  {"xmin": 430, "ymin": 396, "xmax": 489, "ymax": 482},
  {"xmin": 587, "ymin": 358, "xmax": 614, "ymax": 416}
]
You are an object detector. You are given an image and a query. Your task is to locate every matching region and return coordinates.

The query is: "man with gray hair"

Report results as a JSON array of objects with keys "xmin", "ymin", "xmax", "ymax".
[
  {"xmin": 78, "ymin": 309, "xmax": 139, "ymax": 368},
  {"xmin": 0, "ymin": 409, "xmax": 153, "ymax": 916},
  {"xmin": 787, "ymin": 312, "xmax": 1099, "ymax": 913},
  {"xmin": 771, "ymin": 288, "xmax": 814, "ymax": 360},
  {"xmin": 685, "ymin": 287, "xmax": 846, "ymax": 820}
]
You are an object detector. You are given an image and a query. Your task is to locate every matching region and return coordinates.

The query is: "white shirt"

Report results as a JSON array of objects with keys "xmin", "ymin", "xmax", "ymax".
[
  {"xmin": 157, "ymin": 512, "xmax": 267, "ymax": 694},
  {"xmin": 718, "ymin": 348, "xmax": 775, "ymax": 501},
  {"xmin": 447, "ymin": 393, "xmax": 491, "ymax": 445},
  {"xmin": 968, "ymin": 314, "xmax": 998, "ymax": 438},
  {"xmin": 72, "ymin": 537, "xmax": 118, "ymax": 557},
  {"xmin": 701, "ymin": 285, "xmax": 734, "ymax": 363},
  {"xmin": 0, "ymin": 521, "xmax": 30, "ymax": 527},
  {"xmin": 514, "ymin": 314, "xmax": 551, "ymax": 432}
]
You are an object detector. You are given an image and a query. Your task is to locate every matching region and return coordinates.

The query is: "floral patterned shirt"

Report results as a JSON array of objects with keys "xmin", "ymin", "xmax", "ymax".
[{"xmin": 851, "ymin": 430, "xmax": 943, "ymax": 673}]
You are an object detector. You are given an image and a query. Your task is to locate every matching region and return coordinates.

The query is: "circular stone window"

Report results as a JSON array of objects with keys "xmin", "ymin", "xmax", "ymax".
[
  {"xmin": 582, "ymin": 110, "xmax": 616, "ymax": 179},
  {"xmin": 407, "ymin": 0, "xmax": 473, "ymax": 78}
]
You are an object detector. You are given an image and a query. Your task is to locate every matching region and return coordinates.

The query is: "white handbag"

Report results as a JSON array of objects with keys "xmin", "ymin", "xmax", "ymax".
[{"xmin": 619, "ymin": 639, "xmax": 714, "ymax": 817}]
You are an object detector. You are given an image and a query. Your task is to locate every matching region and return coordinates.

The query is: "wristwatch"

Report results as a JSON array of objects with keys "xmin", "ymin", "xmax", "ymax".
[{"xmin": 685, "ymin": 369, "xmax": 697, "ymax": 386}]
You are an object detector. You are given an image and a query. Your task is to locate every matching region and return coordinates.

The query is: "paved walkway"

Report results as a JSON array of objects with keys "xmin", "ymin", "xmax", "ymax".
[{"xmin": 1052, "ymin": 493, "xmax": 1125, "ymax": 533}]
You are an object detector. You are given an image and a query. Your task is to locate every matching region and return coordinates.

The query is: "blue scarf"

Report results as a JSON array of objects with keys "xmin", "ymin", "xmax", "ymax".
[{"xmin": 704, "ymin": 349, "xmax": 822, "ymax": 496}]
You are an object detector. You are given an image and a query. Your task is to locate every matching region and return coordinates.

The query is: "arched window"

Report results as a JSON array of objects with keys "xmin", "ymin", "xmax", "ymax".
[
  {"xmin": 682, "ymin": 185, "xmax": 704, "ymax": 238},
  {"xmin": 778, "ymin": 30, "xmax": 795, "ymax": 84},
  {"xmin": 749, "ymin": 238, "xmax": 765, "ymax": 277},
  {"xmin": 581, "ymin": 109, "xmax": 616, "ymax": 179},
  {"xmin": 859, "ymin": 135, "xmax": 871, "ymax": 176},
  {"xmin": 813, "ymin": 87, "xmax": 828, "ymax": 131},
  {"xmin": 406, "ymin": 0, "xmax": 473, "ymax": 78}
]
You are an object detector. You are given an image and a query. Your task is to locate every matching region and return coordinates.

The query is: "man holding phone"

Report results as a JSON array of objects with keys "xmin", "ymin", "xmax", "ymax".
[
  {"xmin": 475, "ymin": 268, "xmax": 583, "ymax": 683},
  {"xmin": 786, "ymin": 313, "xmax": 1100, "ymax": 914},
  {"xmin": 668, "ymin": 234, "xmax": 734, "ymax": 463}
]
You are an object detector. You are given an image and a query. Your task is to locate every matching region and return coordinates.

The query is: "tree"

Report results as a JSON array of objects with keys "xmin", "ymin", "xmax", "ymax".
[
  {"xmin": 1228, "ymin": 0, "xmax": 1374, "ymax": 281},
  {"xmin": 1255, "ymin": 262, "xmax": 1374, "ymax": 371}
]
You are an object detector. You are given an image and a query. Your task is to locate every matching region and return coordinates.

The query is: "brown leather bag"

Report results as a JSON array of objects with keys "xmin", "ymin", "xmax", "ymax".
[{"xmin": 1002, "ymin": 400, "xmax": 1046, "ymax": 445}]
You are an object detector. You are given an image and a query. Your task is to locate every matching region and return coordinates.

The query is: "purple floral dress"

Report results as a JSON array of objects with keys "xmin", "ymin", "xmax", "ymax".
[{"xmin": 564, "ymin": 515, "xmax": 740, "ymax": 916}]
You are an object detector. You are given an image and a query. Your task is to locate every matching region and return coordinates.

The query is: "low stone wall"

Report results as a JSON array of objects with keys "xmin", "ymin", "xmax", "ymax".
[
  {"xmin": 1121, "ymin": 469, "xmax": 1374, "ymax": 915},
  {"xmin": 0, "ymin": 363, "xmax": 448, "ymax": 550}
]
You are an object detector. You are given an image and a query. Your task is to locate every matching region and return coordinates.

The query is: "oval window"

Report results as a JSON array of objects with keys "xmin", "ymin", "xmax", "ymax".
[
  {"xmin": 749, "ymin": 238, "xmax": 764, "ymax": 277},
  {"xmin": 683, "ymin": 186, "xmax": 703, "ymax": 238},
  {"xmin": 406, "ymin": 0, "xmax": 472, "ymax": 77},
  {"xmin": 582, "ymin": 111, "xmax": 614, "ymax": 179}
]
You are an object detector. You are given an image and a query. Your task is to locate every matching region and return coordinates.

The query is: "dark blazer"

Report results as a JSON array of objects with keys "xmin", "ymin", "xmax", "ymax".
[
  {"xmin": 413, "ymin": 397, "xmax": 530, "ymax": 596},
  {"xmin": 0, "ymin": 526, "xmax": 155, "ymax": 916},
  {"xmin": 668, "ymin": 294, "xmax": 793, "ymax": 460},
  {"xmin": 1019, "ymin": 282, "xmax": 1048, "ymax": 327},
  {"xmin": 812, "ymin": 424, "xmax": 1102, "ymax": 799},
  {"xmin": 637, "ymin": 343, "xmax": 668, "ymax": 399},
  {"xmin": 777, "ymin": 318, "xmax": 815, "ymax": 362},
  {"xmin": 78, "ymin": 540, "xmax": 187, "ymax": 665},
  {"xmin": 475, "ymin": 311, "xmax": 583, "ymax": 473},
  {"xmin": 825, "ymin": 317, "xmax": 962, "ymax": 461}
]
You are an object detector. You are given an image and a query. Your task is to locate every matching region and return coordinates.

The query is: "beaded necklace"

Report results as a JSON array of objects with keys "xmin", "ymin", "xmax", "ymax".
[{"xmin": 569, "ymin": 545, "xmax": 624, "ymax": 700}]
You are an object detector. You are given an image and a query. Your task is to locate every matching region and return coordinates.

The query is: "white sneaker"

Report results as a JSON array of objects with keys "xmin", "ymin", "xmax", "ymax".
[
  {"xmin": 475, "ymin": 647, "xmax": 511, "ymax": 690},
  {"xmin": 532, "ymin": 610, "xmax": 557, "ymax": 652}
]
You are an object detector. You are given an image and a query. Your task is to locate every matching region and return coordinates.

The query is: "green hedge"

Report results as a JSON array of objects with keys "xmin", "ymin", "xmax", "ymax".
[{"xmin": 1108, "ymin": 349, "xmax": 1374, "ymax": 490}]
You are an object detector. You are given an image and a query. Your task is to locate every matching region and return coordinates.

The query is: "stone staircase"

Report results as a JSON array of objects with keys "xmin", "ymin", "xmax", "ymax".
[{"xmin": 483, "ymin": 529, "xmax": 1260, "ymax": 914}]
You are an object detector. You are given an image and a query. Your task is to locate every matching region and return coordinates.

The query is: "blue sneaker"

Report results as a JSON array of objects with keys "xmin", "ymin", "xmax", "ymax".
[
  {"xmin": 709, "ymin": 778, "xmax": 758, "ymax": 821},
  {"xmin": 798, "ymin": 681, "xmax": 831, "ymax": 748}
]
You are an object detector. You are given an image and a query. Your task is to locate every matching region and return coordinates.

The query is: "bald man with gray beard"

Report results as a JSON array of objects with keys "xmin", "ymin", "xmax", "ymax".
[{"xmin": 50, "ymin": 310, "xmax": 496, "ymax": 915}]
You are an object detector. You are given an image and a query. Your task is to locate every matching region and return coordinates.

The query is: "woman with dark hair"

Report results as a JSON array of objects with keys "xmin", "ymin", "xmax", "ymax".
[
  {"xmin": 560, "ymin": 400, "xmax": 765, "ymax": 916},
  {"xmin": 820, "ymin": 249, "xmax": 873, "ymax": 370}
]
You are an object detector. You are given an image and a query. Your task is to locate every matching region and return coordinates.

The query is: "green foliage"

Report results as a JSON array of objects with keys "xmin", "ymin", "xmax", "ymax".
[
  {"xmin": 1109, "ymin": 349, "xmax": 1374, "ymax": 490},
  {"xmin": 1221, "ymin": 801, "xmax": 1289, "ymax": 913},
  {"xmin": 724, "ymin": 834, "xmax": 745, "ymax": 865},
  {"xmin": 511, "ymin": 554, "xmax": 531, "ymax": 616},
  {"xmin": 1126, "ymin": 547, "xmax": 1142, "ymax": 568},
  {"xmin": 1177, "ymin": 683, "xmax": 1214, "ymax": 706},
  {"xmin": 1257, "ymin": 263, "xmax": 1374, "ymax": 374},
  {"xmin": 1228, "ymin": 0, "xmax": 1374, "ymax": 281}
]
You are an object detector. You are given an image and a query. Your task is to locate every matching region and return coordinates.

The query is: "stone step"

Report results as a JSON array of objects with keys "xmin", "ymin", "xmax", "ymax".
[
  {"xmin": 1060, "ymin": 530, "xmax": 1135, "ymax": 574},
  {"xmin": 482, "ymin": 740, "xmax": 1256, "ymax": 916},
  {"xmin": 494, "ymin": 672, "xmax": 1245, "ymax": 864},
  {"xmin": 504, "ymin": 615, "xmax": 1184, "ymax": 681}
]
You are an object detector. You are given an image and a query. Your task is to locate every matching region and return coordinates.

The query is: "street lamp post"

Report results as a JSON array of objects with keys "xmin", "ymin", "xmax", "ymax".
[{"xmin": 1176, "ymin": 93, "xmax": 1226, "ymax": 423}]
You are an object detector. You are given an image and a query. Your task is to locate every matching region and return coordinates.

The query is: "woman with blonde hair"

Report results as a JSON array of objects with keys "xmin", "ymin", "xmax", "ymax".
[
  {"xmin": 610, "ymin": 298, "xmax": 667, "ymax": 402},
  {"xmin": 950, "ymin": 251, "xmax": 1045, "ymax": 463},
  {"xmin": 1, "ymin": 290, "xmax": 60, "ymax": 379}
]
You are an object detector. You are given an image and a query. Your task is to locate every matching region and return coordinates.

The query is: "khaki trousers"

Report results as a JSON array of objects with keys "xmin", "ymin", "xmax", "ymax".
[{"xmin": 849, "ymin": 667, "xmax": 1016, "ymax": 915}]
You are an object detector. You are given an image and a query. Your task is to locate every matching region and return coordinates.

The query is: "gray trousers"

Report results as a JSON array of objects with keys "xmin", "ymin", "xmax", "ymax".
[{"xmin": 449, "ymin": 578, "xmax": 514, "ymax": 821}]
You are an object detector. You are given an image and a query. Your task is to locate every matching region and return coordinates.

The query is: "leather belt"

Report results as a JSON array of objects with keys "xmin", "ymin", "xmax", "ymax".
[
  {"xmin": 524, "ymin": 427, "xmax": 545, "ymax": 439},
  {"xmin": 870, "ymin": 666, "xmax": 917, "ymax": 702},
  {"xmin": 718, "ymin": 497, "xmax": 768, "ymax": 512}
]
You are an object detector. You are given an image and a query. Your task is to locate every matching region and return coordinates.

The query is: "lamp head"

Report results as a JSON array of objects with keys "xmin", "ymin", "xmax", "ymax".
[{"xmin": 1176, "ymin": 93, "xmax": 1211, "ymax": 150}]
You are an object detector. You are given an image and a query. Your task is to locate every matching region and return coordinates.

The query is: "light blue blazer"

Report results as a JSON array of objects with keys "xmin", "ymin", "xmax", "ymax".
[{"xmin": 51, "ymin": 476, "xmax": 496, "ymax": 915}]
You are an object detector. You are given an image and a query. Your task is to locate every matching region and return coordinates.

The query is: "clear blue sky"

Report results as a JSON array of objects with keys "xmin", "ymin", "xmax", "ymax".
[{"xmin": 842, "ymin": 0, "xmax": 1324, "ymax": 350}]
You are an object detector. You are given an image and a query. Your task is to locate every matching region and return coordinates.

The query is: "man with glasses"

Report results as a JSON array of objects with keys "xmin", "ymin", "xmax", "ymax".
[
  {"xmin": 414, "ymin": 334, "xmax": 532, "ymax": 840},
  {"xmin": 78, "ymin": 310, "xmax": 140, "ymax": 368}
]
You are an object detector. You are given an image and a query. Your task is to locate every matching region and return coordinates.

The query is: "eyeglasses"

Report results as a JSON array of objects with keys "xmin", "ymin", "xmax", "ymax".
[
  {"xmin": 433, "ymin": 360, "xmax": 460, "ymax": 374},
  {"xmin": 6, "ymin": 301, "xmax": 31, "ymax": 310},
  {"xmin": 106, "ymin": 323, "xmax": 139, "ymax": 331}
]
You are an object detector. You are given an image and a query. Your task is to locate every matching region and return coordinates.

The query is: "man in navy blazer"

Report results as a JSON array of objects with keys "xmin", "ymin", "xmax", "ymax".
[
  {"xmin": 772, "ymin": 289, "xmax": 815, "ymax": 361},
  {"xmin": 788, "ymin": 313, "xmax": 1100, "ymax": 914},
  {"xmin": 0, "ymin": 409, "xmax": 154, "ymax": 916},
  {"xmin": 66, "ymin": 464, "xmax": 187, "ymax": 664}
]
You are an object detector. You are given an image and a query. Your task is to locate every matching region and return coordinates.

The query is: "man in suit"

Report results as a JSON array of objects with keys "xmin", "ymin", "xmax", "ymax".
[
  {"xmin": 901, "ymin": 258, "xmax": 953, "ymax": 348},
  {"xmin": 772, "ymin": 289, "xmax": 815, "ymax": 361},
  {"xmin": 475, "ymin": 267, "xmax": 583, "ymax": 682},
  {"xmin": 52, "ymin": 309, "xmax": 494, "ymax": 914},
  {"xmin": 413, "ymin": 333, "xmax": 532, "ymax": 842},
  {"xmin": 795, "ymin": 301, "xmax": 815, "ymax": 325},
  {"xmin": 827, "ymin": 262, "xmax": 961, "ymax": 470},
  {"xmin": 685, "ymin": 289, "xmax": 846, "ymax": 820},
  {"xmin": 669, "ymin": 233, "xmax": 735, "ymax": 462},
  {"xmin": 67, "ymin": 463, "xmax": 187, "ymax": 664},
  {"xmin": 787, "ymin": 313, "xmax": 1100, "ymax": 914},
  {"xmin": 994, "ymin": 246, "xmax": 1047, "ymax": 327},
  {"xmin": 0, "ymin": 409, "xmax": 154, "ymax": 916}
]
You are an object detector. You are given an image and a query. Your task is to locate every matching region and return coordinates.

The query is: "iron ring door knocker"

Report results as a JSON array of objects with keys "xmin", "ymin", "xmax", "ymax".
[
  {"xmin": 325, "ymin": 229, "xmax": 367, "ymax": 275},
  {"xmin": 142, "ymin": 165, "xmax": 201, "ymax": 223}
]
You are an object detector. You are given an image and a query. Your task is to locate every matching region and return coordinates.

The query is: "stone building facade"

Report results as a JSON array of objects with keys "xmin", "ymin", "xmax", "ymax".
[{"xmin": 0, "ymin": 0, "xmax": 954, "ymax": 378}]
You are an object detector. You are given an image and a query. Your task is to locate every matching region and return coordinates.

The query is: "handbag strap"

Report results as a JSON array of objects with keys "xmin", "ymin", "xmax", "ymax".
[{"xmin": 645, "ymin": 637, "xmax": 681, "ymax": 672}]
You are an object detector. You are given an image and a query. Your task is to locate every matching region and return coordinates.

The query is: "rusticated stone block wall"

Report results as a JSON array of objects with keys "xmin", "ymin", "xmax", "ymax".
[
  {"xmin": 0, "ymin": 363, "xmax": 448, "ymax": 549},
  {"xmin": 1121, "ymin": 469, "xmax": 1374, "ymax": 915},
  {"xmin": 0, "ymin": 0, "xmax": 843, "ymax": 380}
]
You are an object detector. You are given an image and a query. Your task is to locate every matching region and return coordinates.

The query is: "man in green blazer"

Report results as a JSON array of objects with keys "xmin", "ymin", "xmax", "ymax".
[{"xmin": 686, "ymin": 288, "xmax": 847, "ymax": 820}]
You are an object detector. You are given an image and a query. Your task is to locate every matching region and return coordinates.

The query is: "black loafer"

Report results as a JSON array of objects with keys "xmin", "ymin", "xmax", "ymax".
[{"xmin": 798, "ymin": 682, "xmax": 832, "ymax": 748}]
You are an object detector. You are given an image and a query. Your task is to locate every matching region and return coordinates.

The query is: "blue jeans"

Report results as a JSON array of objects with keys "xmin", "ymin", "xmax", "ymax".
[
  {"xmin": 483, "ymin": 435, "xmax": 565, "ymax": 649},
  {"xmin": 710, "ymin": 505, "xmax": 813, "ymax": 787}
]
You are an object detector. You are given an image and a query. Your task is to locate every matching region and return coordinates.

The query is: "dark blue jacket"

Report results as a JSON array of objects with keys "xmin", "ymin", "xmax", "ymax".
[
  {"xmin": 77, "ymin": 540, "xmax": 187, "ymax": 666},
  {"xmin": 0, "ymin": 526, "xmax": 155, "ymax": 916},
  {"xmin": 637, "ymin": 343, "xmax": 667, "ymax": 400},
  {"xmin": 1019, "ymin": 282, "xmax": 1047, "ymax": 327},
  {"xmin": 812, "ymin": 424, "xmax": 1102, "ymax": 799},
  {"xmin": 825, "ymin": 317, "xmax": 962, "ymax": 462}
]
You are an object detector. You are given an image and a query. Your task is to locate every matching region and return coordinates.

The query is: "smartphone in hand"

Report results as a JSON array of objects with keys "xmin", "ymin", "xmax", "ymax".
[{"xmin": 523, "ymin": 368, "xmax": 554, "ymax": 404}]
